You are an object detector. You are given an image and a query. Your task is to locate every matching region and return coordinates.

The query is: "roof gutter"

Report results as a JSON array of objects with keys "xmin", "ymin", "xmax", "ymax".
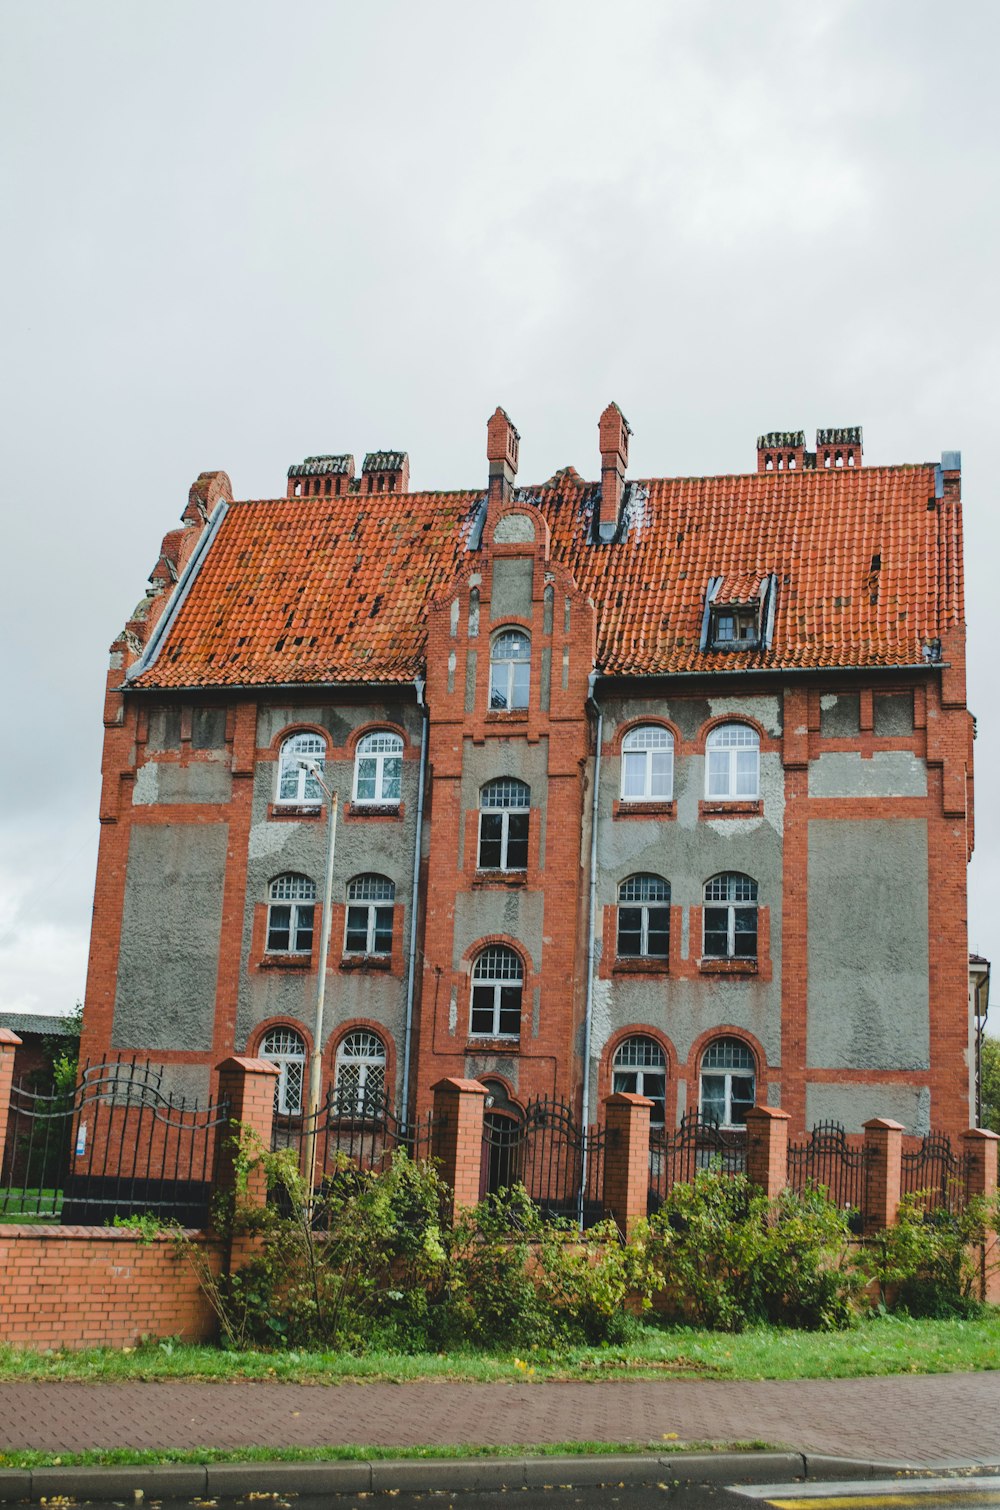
[{"xmin": 125, "ymin": 500, "xmax": 229, "ymax": 683}]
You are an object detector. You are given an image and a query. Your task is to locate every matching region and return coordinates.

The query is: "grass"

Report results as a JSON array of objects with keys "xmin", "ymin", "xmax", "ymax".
[
  {"xmin": 2, "ymin": 1314, "xmax": 999, "ymax": 1386},
  {"xmin": 0, "ymin": 1187, "xmax": 63, "ymax": 1223},
  {"xmin": 0, "ymin": 1440, "xmax": 776, "ymax": 1471}
]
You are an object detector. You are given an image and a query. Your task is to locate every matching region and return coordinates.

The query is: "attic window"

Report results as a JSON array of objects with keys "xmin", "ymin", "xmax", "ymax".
[{"xmin": 710, "ymin": 603, "xmax": 759, "ymax": 649}]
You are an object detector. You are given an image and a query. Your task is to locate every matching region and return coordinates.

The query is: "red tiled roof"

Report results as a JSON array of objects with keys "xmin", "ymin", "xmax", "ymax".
[{"xmin": 132, "ymin": 463, "xmax": 962, "ymax": 688}]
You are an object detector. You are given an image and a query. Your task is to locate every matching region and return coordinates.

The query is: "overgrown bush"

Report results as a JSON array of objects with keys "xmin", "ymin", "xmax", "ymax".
[
  {"xmin": 645, "ymin": 1168, "xmax": 860, "ymax": 1331},
  {"xmin": 861, "ymin": 1192, "xmax": 997, "ymax": 1318}
]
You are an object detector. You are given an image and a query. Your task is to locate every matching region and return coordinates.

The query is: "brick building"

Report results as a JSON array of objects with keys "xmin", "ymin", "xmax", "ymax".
[{"xmin": 80, "ymin": 407, "xmax": 975, "ymax": 1142}]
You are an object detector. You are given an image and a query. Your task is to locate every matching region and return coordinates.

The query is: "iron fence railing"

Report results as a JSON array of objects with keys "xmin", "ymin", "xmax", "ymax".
[
  {"xmin": 900, "ymin": 1132, "xmax": 971, "ymax": 1215},
  {"xmin": 481, "ymin": 1098, "xmax": 607, "ymax": 1228},
  {"xmin": 0, "ymin": 1059, "xmax": 229, "ymax": 1226},
  {"xmin": 647, "ymin": 1114, "xmax": 746, "ymax": 1215},
  {"xmin": 270, "ymin": 1087, "xmax": 436, "ymax": 1195},
  {"xmin": 787, "ymin": 1121, "xmax": 869, "ymax": 1230}
]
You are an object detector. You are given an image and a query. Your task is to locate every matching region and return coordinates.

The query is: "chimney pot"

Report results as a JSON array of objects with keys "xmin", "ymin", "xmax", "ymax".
[
  {"xmin": 286, "ymin": 454, "xmax": 355, "ymax": 499},
  {"xmin": 598, "ymin": 402, "xmax": 632, "ymax": 536},
  {"xmin": 486, "ymin": 407, "xmax": 519, "ymax": 505}
]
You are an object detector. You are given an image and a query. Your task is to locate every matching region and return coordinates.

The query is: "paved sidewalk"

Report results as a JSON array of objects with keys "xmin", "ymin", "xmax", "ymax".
[{"xmin": 1, "ymin": 1373, "xmax": 999, "ymax": 1468}]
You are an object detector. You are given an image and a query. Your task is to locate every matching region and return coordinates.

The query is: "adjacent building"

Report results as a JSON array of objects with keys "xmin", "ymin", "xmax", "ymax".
[{"xmin": 80, "ymin": 407, "xmax": 976, "ymax": 1141}]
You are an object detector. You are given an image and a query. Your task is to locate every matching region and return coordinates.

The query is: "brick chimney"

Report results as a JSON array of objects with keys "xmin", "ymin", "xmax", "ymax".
[
  {"xmin": 756, "ymin": 431, "xmax": 807, "ymax": 474},
  {"xmin": 487, "ymin": 407, "xmax": 519, "ymax": 505},
  {"xmin": 598, "ymin": 402, "xmax": 632, "ymax": 533},
  {"xmin": 816, "ymin": 426, "xmax": 862, "ymax": 469},
  {"xmin": 361, "ymin": 451, "xmax": 410, "ymax": 495},
  {"xmin": 286, "ymin": 454, "xmax": 355, "ymax": 498}
]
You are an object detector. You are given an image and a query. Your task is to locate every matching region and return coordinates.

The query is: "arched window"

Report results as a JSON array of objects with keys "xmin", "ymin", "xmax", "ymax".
[
  {"xmin": 345, "ymin": 874, "xmax": 395, "ymax": 956},
  {"xmin": 699, "ymin": 1037, "xmax": 756, "ymax": 1127},
  {"xmin": 705, "ymin": 722, "xmax": 759, "ymax": 799},
  {"xmin": 266, "ymin": 873, "xmax": 316, "ymax": 955},
  {"xmin": 335, "ymin": 1029, "xmax": 387, "ymax": 1112},
  {"xmin": 260, "ymin": 1026, "xmax": 307, "ymax": 1116},
  {"xmin": 621, "ymin": 726, "xmax": 674, "ymax": 801},
  {"xmin": 353, "ymin": 730, "xmax": 403, "ymax": 805},
  {"xmin": 470, "ymin": 946, "xmax": 523, "ymax": 1039},
  {"xmin": 612, "ymin": 1035, "xmax": 666, "ymax": 1126},
  {"xmin": 277, "ymin": 731, "xmax": 326, "ymax": 805},
  {"xmin": 703, "ymin": 873, "xmax": 758, "ymax": 959},
  {"xmin": 617, "ymin": 875, "xmax": 670, "ymax": 958},
  {"xmin": 489, "ymin": 630, "xmax": 530, "ymax": 710},
  {"xmin": 478, "ymin": 779, "xmax": 530, "ymax": 871}
]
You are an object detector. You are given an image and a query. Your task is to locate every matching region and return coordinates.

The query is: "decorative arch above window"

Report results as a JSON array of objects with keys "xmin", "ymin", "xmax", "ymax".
[
  {"xmin": 705, "ymin": 722, "xmax": 760, "ymax": 799},
  {"xmin": 478, "ymin": 779, "xmax": 530, "ymax": 871},
  {"xmin": 260, "ymin": 1025, "xmax": 307, "ymax": 1116},
  {"xmin": 353, "ymin": 730, "xmax": 403, "ymax": 805},
  {"xmin": 470, "ymin": 945, "xmax": 523, "ymax": 1039},
  {"xmin": 617, "ymin": 874, "xmax": 670, "ymax": 959},
  {"xmin": 703, "ymin": 872, "xmax": 758, "ymax": 959},
  {"xmin": 277, "ymin": 731, "xmax": 326, "ymax": 805},
  {"xmin": 612, "ymin": 1035, "xmax": 666, "ymax": 1125},
  {"xmin": 345, "ymin": 874, "xmax": 395, "ymax": 956},
  {"xmin": 489, "ymin": 630, "xmax": 530, "ymax": 710},
  {"xmin": 267, "ymin": 873, "xmax": 316, "ymax": 955},
  {"xmin": 699, "ymin": 1037, "xmax": 756, "ymax": 1127},
  {"xmin": 621, "ymin": 725, "xmax": 674, "ymax": 801},
  {"xmin": 335, "ymin": 1029, "xmax": 387, "ymax": 1113}
]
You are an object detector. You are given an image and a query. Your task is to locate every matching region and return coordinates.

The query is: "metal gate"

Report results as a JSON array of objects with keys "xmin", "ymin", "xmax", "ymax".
[{"xmin": 480, "ymin": 1097, "xmax": 607, "ymax": 1228}]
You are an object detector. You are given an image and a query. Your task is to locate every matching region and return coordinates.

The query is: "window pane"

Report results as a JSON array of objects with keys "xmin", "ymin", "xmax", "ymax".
[
  {"xmin": 617, "ymin": 908, "xmax": 643, "ymax": 956},
  {"xmin": 707, "ymin": 750, "xmax": 731, "ymax": 797},
  {"xmin": 622, "ymin": 751, "xmax": 646, "ymax": 797},
  {"xmin": 736, "ymin": 749, "xmax": 758, "ymax": 796},
  {"xmin": 478, "ymin": 813, "xmax": 503, "ymax": 868},
  {"xmin": 498, "ymin": 986, "xmax": 522, "ymax": 1036},
  {"xmin": 646, "ymin": 908, "xmax": 670, "ymax": 957},
  {"xmin": 303, "ymin": 765, "xmax": 324, "ymax": 802},
  {"xmin": 703, "ymin": 907, "xmax": 729, "ymax": 957},
  {"xmin": 267, "ymin": 905, "xmax": 291, "ymax": 952},
  {"xmin": 284, "ymin": 1060, "xmax": 304, "ymax": 1114},
  {"xmin": 345, "ymin": 906, "xmax": 369, "ymax": 953},
  {"xmin": 278, "ymin": 766, "xmax": 300, "ymax": 800},
  {"xmin": 730, "ymin": 1075, "xmax": 756, "ymax": 1123},
  {"xmin": 613, "ymin": 1069, "xmax": 638, "ymax": 1095},
  {"xmin": 373, "ymin": 906, "xmax": 393, "ymax": 954},
  {"xmin": 733, "ymin": 909, "xmax": 757, "ymax": 957},
  {"xmin": 356, "ymin": 758, "xmax": 377, "ymax": 800},
  {"xmin": 489, "ymin": 668, "xmax": 508, "ymax": 710},
  {"xmin": 644, "ymin": 1073, "xmax": 666, "ymax": 1122},
  {"xmin": 292, "ymin": 905, "xmax": 314, "ymax": 953},
  {"xmin": 511, "ymin": 661, "xmax": 530, "ymax": 709},
  {"xmin": 700, "ymin": 1075, "xmax": 726, "ymax": 1122},
  {"xmin": 650, "ymin": 750, "xmax": 673, "ymax": 798},
  {"xmin": 470, "ymin": 986, "xmax": 495, "ymax": 1035},
  {"xmin": 381, "ymin": 757, "xmax": 402, "ymax": 801},
  {"xmin": 505, "ymin": 812, "xmax": 529, "ymax": 869}
]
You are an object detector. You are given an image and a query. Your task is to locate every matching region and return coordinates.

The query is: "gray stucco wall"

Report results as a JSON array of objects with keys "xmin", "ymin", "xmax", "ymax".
[
  {"xmin": 133, "ymin": 757, "xmax": 232, "ymax": 805},
  {"xmin": 808, "ymin": 752, "xmax": 926, "ymax": 799},
  {"xmin": 113, "ymin": 824, "xmax": 227, "ymax": 1051},
  {"xmin": 806, "ymin": 1082, "xmax": 931, "ymax": 1135},
  {"xmin": 807, "ymin": 819, "xmax": 930, "ymax": 1071}
]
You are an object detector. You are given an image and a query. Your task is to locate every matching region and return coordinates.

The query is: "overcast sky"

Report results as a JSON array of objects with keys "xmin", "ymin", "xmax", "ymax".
[{"xmin": 1, "ymin": 0, "xmax": 997, "ymax": 1025}]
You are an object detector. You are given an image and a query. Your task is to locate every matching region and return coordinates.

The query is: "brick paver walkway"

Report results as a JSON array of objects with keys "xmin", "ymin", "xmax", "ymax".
[{"xmin": 1, "ymin": 1373, "xmax": 999, "ymax": 1467}]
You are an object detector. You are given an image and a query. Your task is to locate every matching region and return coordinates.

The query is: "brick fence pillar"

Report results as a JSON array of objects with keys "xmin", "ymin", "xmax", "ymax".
[
  {"xmin": 432, "ymin": 1077, "xmax": 487, "ymax": 1222},
  {"xmin": 215, "ymin": 1056, "xmax": 280, "ymax": 1210},
  {"xmin": 862, "ymin": 1117, "xmax": 904, "ymax": 1234},
  {"xmin": 0, "ymin": 1030, "xmax": 21, "ymax": 1175},
  {"xmin": 963, "ymin": 1128, "xmax": 1000, "ymax": 1302},
  {"xmin": 602, "ymin": 1092, "xmax": 652, "ymax": 1237},
  {"xmin": 745, "ymin": 1105, "xmax": 790, "ymax": 1199}
]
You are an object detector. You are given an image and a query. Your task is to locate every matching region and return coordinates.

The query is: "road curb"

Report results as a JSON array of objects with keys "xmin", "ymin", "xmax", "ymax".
[{"xmin": 0, "ymin": 1451, "xmax": 993, "ymax": 1501}]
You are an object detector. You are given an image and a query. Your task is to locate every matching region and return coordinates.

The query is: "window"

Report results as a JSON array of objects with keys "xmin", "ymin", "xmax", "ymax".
[
  {"xmin": 277, "ymin": 731, "xmax": 326, "ymax": 805},
  {"xmin": 478, "ymin": 779, "xmax": 530, "ymax": 871},
  {"xmin": 620, "ymin": 726, "xmax": 674, "ymax": 801},
  {"xmin": 612, "ymin": 1036, "xmax": 666, "ymax": 1126},
  {"xmin": 710, "ymin": 605, "xmax": 759, "ymax": 648},
  {"xmin": 703, "ymin": 872, "xmax": 758, "ymax": 959},
  {"xmin": 267, "ymin": 873, "xmax": 316, "ymax": 954},
  {"xmin": 353, "ymin": 730, "xmax": 403, "ymax": 804},
  {"xmin": 335, "ymin": 1029, "xmax": 387, "ymax": 1113},
  {"xmin": 705, "ymin": 722, "xmax": 759, "ymax": 799},
  {"xmin": 345, "ymin": 874, "xmax": 395, "ymax": 956},
  {"xmin": 470, "ymin": 946, "xmax": 523, "ymax": 1039},
  {"xmin": 699, "ymin": 1038, "xmax": 756, "ymax": 1127},
  {"xmin": 617, "ymin": 875, "xmax": 670, "ymax": 959},
  {"xmin": 261, "ymin": 1026, "xmax": 307, "ymax": 1116},
  {"xmin": 489, "ymin": 630, "xmax": 530, "ymax": 710}
]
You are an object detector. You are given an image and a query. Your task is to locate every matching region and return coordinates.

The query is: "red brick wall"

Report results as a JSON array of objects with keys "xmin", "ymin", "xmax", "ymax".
[{"xmin": 0, "ymin": 1227, "xmax": 223, "ymax": 1350}]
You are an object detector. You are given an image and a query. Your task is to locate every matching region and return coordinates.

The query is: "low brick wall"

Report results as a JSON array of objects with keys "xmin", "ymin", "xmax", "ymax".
[{"xmin": 0, "ymin": 1226, "xmax": 224, "ymax": 1350}]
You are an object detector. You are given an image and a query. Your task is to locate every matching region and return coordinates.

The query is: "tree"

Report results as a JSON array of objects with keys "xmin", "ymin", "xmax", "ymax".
[{"xmin": 979, "ymin": 1035, "xmax": 1000, "ymax": 1134}]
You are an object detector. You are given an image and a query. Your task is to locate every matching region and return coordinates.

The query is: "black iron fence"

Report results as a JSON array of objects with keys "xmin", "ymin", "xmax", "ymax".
[
  {"xmin": 481, "ymin": 1098, "xmax": 607, "ymax": 1228},
  {"xmin": 787, "ymin": 1121, "xmax": 869, "ymax": 1231},
  {"xmin": 647, "ymin": 1115, "xmax": 745, "ymax": 1215},
  {"xmin": 900, "ymin": 1132, "xmax": 971, "ymax": 1215},
  {"xmin": 270, "ymin": 1087, "xmax": 436, "ymax": 1194},
  {"xmin": 0, "ymin": 1059, "xmax": 229, "ymax": 1226}
]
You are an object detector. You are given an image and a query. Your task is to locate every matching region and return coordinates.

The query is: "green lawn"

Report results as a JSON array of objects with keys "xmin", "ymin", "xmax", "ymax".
[
  {"xmin": 2, "ymin": 1314, "xmax": 999, "ymax": 1384},
  {"xmin": 0, "ymin": 1188, "xmax": 63, "ymax": 1223}
]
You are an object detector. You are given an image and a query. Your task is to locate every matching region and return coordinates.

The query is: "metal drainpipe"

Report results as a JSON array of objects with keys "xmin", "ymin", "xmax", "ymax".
[
  {"xmin": 578, "ymin": 679, "xmax": 603, "ymax": 1229},
  {"xmin": 400, "ymin": 676, "xmax": 429, "ymax": 1126}
]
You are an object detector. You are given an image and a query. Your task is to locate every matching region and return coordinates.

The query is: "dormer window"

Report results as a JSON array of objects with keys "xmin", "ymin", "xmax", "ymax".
[{"xmin": 711, "ymin": 604, "xmax": 759, "ymax": 648}]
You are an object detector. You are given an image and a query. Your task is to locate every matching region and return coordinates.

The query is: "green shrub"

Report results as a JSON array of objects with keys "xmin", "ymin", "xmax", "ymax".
[{"xmin": 861, "ymin": 1192, "xmax": 997, "ymax": 1318}]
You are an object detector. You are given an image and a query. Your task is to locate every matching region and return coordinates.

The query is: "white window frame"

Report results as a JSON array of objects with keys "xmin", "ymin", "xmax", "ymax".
[
  {"xmin": 266, "ymin": 873, "xmax": 317, "ymax": 955},
  {"xmin": 612, "ymin": 1035, "xmax": 667, "ymax": 1126},
  {"xmin": 698, "ymin": 1037, "xmax": 756, "ymax": 1128},
  {"xmin": 489, "ymin": 630, "xmax": 530, "ymax": 711},
  {"xmin": 478, "ymin": 779, "xmax": 530, "ymax": 872},
  {"xmin": 620, "ymin": 725, "xmax": 674, "ymax": 801},
  {"xmin": 260, "ymin": 1026, "xmax": 307, "ymax": 1116},
  {"xmin": 276, "ymin": 731, "xmax": 326, "ymax": 805},
  {"xmin": 335, "ymin": 1029, "xmax": 387, "ymax": 1113},
  {"xmin": 469, "ymin": 946, "xmax": 523, "ymax": 1040},
  {"xmin": 616, "ymin": 874, "xmax": 671, "ymax": 959},
  {"xmin": 705, "ymin": 722, "xmax": 760, "ymax": 800},
  {"xmin": 353, "ymin": 730, "xmax": 404, "ymax": 805},
  {"xmin": 702, "ymin": 872, "xmax": 758, "ymax": 960},
  {"xmin": 344, "ymin": 874, "xmax": 395, "ymax": 956}
]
